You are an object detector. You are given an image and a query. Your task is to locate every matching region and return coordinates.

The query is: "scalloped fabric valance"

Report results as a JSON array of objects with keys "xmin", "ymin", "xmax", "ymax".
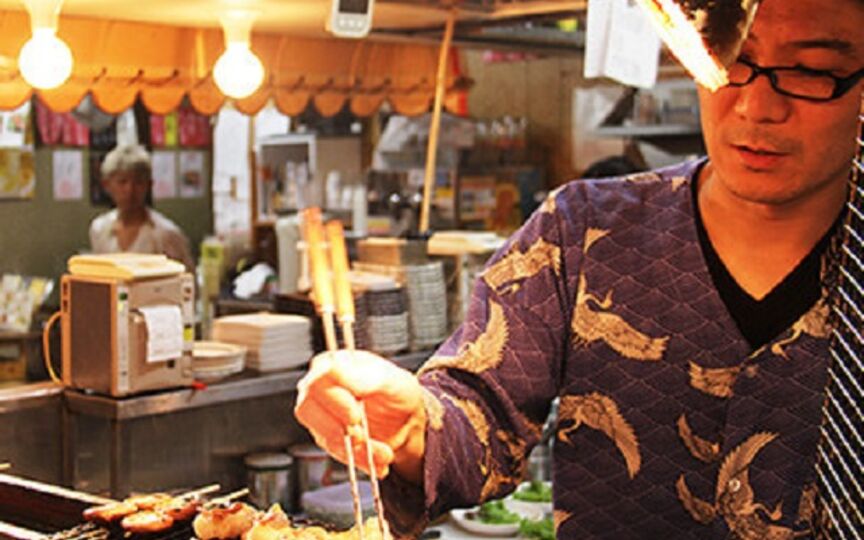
[{"xmin": 0, "ymin": 10, "xmax": 462, "ymax": 116}]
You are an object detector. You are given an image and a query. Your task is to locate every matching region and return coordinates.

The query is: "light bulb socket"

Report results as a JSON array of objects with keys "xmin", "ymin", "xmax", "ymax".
[
  {"xmin": 23, "ymin": 0, "xmax": 64, "ymax": 32},
  {"xmin": 220, "ymin": 9, "xmax": 259, "ymax": 47}
]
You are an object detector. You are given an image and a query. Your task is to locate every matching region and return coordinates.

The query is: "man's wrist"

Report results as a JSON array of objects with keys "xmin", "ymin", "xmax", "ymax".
[{"xmin": 391, "ymin": 405, "xmax": 426, "ymax": 485}]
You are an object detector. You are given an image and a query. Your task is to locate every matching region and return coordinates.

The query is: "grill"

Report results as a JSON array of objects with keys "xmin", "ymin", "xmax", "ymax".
[
  {"xmin": 816, "ymin": 94, "xmax": 864, "ymax": 539},
  {"xmin": 0, "ymin": 473, "xmax": 112, "ymax": 539},
  {"xmin": 45, "ymin": 520, "xmax": 194, "ymax": 540},
  {"xmin": 0, "ymin": 474, "xmax": 195, "ymax": 540}
]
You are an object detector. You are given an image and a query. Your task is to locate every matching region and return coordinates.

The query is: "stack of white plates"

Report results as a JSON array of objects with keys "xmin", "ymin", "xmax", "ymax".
[
  {"xmin": 212, "ymin": 312, "xmax": 313, "ymax": 372},
  {"xmin": 192, "ymin": 341, "xmax": 246, "ymax": 381}
]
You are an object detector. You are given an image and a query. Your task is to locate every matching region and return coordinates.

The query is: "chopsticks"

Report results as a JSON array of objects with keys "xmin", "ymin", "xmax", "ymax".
[
  {"xmin": 302, "ymin": 208, "xmax": 390, "ymax": 540},
  {"xmin": 326, "ymin": 220, "xmax": 391, "ymax": 540}
]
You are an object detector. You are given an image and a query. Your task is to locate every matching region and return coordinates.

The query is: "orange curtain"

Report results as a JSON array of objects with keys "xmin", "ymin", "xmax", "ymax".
[{"xmin": 0, "ymin": 10, "xmax": 461, "ymax": 117}]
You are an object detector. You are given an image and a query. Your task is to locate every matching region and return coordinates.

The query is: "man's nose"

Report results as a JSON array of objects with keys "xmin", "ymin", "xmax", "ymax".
[{"xmin": 732, "ymin": 73, "xmax": 791, "ymax": 123}]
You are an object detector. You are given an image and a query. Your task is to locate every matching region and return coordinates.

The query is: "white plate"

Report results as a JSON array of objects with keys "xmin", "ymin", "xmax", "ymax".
[
  {"xmin": 505, "ymin": 481, "xmax": 553, "ymax": 517},
  {"xmin": 450, "ymin": 508, "xmax": 520, "ymax": 537}
]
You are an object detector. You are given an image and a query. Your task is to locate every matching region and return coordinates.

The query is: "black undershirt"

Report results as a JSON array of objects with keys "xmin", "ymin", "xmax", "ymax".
[{"xmin": 692, "ymin": 177, "xmax": 843, "ymax": 350}]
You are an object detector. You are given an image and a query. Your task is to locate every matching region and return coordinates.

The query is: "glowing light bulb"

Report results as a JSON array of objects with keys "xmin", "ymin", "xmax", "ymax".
[
  {"xmin": 18, "ymin": 27, "xmax": 73, "ymax": 89},
  {"xmin": 213, "ymin": 42, "xmax": 265, "ymax": 99}
]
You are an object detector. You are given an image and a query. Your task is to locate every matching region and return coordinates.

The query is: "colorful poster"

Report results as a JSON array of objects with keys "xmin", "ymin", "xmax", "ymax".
[
  {"xmin": 178, "ymin": 150, "xmax": 205, "ymax": 198},
  {"xmin": 0, "ymin": 148, "xmax": 35, "ymax": 199},
  {"xmin": 52, "ymin": 149, "xmax": 84, "ymax": 201},
  {"xmin": 152, "ymin": 150, "xmax": 177, "ymax": 200}
]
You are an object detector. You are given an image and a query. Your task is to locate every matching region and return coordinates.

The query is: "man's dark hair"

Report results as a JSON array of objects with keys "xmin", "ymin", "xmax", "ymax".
[{"xmin": 581, "ymin": 155, "xmax": 644, "ymax": 179}]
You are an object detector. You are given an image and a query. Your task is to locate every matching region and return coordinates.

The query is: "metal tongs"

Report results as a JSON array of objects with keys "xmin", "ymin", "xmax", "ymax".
[{"xmin": 303, "ymin": 209, "xmax": 390, "ymax": 540}]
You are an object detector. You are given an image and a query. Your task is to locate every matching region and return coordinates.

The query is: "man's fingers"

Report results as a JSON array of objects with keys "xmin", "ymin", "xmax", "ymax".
[
  {"xmin": 295, "ymin": 394, "xmax": 353, "ymax": 454},
  {"xmin": 326, "ymin": 436, "xmax": 394, "ymax": 479}
]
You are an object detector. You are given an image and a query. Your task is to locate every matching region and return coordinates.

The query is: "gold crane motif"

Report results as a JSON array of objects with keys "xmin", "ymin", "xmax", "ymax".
[
  {"xmin": 677, "ymin": 414, "xmax": 720, "ymax": 462},
  {"xmin": 554, "ymin": 510, "xmax": 573, "ymax": 533},
  {"xmin": 677, "ymin": 432, "xmax": 798, "ymax": 539},
  {"xmin": 583, "ymin": 227, "xmax": 610, "ymax": 253},
  {"xmin": 419, "ymin": 299, "xmax": 509, "ymax": 375},
  {"xmin": 539, "ymin": 184, "xmax": 567, "ymax": 214},
  {"xmin": 481, "ymin": 238, "xmax": 561, "ymax": 295},
  {"xmin": 624, "ymin": 172, "xmax": 663, "ymax": 184},
  {"xmin": 688, "ymin": 361, "xmax": 742, "ymax": 398},
  {"xmin": 671, "ymin": 176, "xmax": 688, "ymax": 191},
  {"xmin": 422, "ymin": 388, "xmax": 445, "ymax": 431},
  {"xmin": 557, "ymin": 392, "xmax": 642, "ymax": 478},
  {"xmin": 572, "ymin": 274, "xmax": 669, "ymax": 361},
  {"xmin": 770, "ymin": 300, "xmax": 831, "ymax": 358}
]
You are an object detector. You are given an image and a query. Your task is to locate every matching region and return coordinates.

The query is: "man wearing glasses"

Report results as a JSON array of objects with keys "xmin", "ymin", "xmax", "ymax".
[{"xmin": 295, "ymin": 0, "xmax": 863, "ymax": 537}]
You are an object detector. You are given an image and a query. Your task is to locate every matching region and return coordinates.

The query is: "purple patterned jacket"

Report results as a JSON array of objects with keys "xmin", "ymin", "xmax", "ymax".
[{"xmin": 382, "ymin": 159, "xmax": 830, "ymax": 539}]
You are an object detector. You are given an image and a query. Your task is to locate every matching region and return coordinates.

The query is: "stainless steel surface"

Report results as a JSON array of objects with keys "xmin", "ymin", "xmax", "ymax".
[
  {"xmin": 63, "ymin": 370, "xmax": 305, "ymax": 420},
  {"xmin": 0, "ymin": 384, "xmax": 64, "ymax": 487}
]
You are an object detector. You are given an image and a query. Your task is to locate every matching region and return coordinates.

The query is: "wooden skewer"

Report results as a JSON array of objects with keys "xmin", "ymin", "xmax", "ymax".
[
  {"xmin": 205, "ymin": 487, "xmax": 250, "ymax": 508},
  {"xmin": 327, "ymin": 220, "xmax": 391, "ymax": 540},
  {"xmin": 176, "ymin": 483, "xmax": 221, "ymax": 500},
  {"xmin": 303, "ymin": 209, "xmax": 365, "ymax": 540}
]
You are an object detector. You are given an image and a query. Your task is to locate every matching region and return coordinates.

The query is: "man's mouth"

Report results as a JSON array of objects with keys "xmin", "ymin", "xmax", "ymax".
[{"xmin": 732, "ymin": 144, "xmax": 789, "ymax": 169}]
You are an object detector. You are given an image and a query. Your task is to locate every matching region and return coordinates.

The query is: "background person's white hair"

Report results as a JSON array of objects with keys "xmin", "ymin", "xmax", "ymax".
[{"xmin": 100, "ymin": 144, "xmax": 152, "ymax": 181}]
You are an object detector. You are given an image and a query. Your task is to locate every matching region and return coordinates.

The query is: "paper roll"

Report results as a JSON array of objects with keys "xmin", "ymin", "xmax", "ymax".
[{"xmin": 138, "ymin": 304, "xmax": 184, "ymax": 363}]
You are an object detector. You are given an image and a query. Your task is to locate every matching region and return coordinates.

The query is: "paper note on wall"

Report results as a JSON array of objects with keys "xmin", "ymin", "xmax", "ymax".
[
  {"xmin": 152, "ymin": 150, "xmax": 177, "ymax": 200},
  {"xmin": 585, "ymin": 0, "xmax": 661, "ymax": 89},
  {"xmin": 52, "ymin": 149, "xmax": 84, "ymax": 201},
  {"xmin": 138, "ymin": 304, "xmax": 183, "ymax": 363}
]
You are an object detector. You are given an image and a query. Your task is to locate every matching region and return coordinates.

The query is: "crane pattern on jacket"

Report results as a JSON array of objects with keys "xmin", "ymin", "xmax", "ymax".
[
  {"xmin": 557, "ymin": 392, "xmax": 642, "ymax": 478},
  {"xmin": 393, "ymin": 161, "xmax": 832, "ymax": 539},
  {"xmin": 419, "ymin": 299, "xmax": 509, "ymax": 375},
  {"xmin": 481, "ymin": 237, "xmax": 560, "ymax": 295},
  {"xmin": 571, "ymin": 228, "xmax": 669, "ymax": 362},
  {"xmin": 676, "ymin": 432, "xmax": 806, "ymax": 539}
]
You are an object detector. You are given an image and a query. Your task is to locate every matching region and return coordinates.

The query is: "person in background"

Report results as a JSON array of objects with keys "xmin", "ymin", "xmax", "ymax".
[
  {"xmin": 580, "ymin": 154, "xmax": 644, "ymax": 179},
  {"xmin": 89, "ymin": 144, "xmax": 194, "ymax": 271},
  {"xmin": 294, "ymin": 0, "xmax": 863, "ymax": 537}
]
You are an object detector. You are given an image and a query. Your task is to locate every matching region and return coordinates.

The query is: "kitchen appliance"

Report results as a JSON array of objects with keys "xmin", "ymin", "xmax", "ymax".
[{"xmin": 60, "ymin": 258, "xmax": 195, "ymax": 397}]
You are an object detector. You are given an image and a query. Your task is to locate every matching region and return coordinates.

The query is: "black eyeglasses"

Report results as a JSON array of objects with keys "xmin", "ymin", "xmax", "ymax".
[{"xmin": 727, "ymin": 58, "xmax": 864, "ymax": 102}]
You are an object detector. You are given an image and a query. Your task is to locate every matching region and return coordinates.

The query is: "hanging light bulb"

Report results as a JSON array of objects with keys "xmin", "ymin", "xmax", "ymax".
[
  {"xmin": 213, "ymin": 10, "xmax": 265, "ymax": 99},
  {"xmin": 18, "ymin": 0, "xmax": 74, "ymax": 89}
]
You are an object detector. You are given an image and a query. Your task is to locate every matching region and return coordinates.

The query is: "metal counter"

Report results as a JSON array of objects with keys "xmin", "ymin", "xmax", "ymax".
[{"xmin": 61, "ymin": 350, "xmax": 431, "ymax": 498}]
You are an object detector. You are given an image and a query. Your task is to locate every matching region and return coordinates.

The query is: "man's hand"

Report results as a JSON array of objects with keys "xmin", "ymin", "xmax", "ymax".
[{"xmin": 294, "ymin": 350, "xmax": 426, "ymax": 484}]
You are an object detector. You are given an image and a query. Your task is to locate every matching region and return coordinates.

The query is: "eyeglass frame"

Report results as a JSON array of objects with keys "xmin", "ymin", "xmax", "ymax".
[{"xmin": 726, "ymin": 57, "xmax": 864, "ymax": 102}]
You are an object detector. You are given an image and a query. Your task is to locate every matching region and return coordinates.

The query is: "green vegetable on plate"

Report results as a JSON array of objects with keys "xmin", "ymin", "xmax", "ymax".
[{"xmin": 512, "ymin": 480, "xmax": 552, "ymax": 502}]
